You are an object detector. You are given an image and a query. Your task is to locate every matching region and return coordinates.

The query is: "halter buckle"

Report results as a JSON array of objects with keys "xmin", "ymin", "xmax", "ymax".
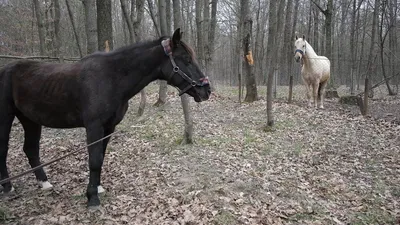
[{"xmin": 173, "ymin": 66, "xmax": 179, "ymax": 73}]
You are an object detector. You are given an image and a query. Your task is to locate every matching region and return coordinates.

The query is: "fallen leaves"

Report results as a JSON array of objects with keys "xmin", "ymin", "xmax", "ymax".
[{"xmin": 1, "ymin": 84, "xmax": 400, "ymax": 224}]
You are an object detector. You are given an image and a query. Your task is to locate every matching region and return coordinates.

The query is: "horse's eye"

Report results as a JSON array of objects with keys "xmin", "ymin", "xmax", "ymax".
[{"xmin": 303, "ymin": 45, "xmax": 305, "ymax": 48}]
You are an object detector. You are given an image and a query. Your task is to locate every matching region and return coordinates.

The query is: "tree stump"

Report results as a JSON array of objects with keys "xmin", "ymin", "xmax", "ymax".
[
  {"xmin": 339, "ymin": 95, "xmax": 361, "ymax": 106},
  {"xmin": 325, "ymin": 89, "xmax": 339, "ymax": 98}
]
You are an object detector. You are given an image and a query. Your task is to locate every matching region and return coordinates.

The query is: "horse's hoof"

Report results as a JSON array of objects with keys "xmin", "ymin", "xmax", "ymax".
[
  {"xmin": 38, "ymin": 181, "xmax": 53, "ymax": 190},
  {"xmin": 2, "ymin": 186, "xmax": 15, "ymax": 194},
  {"xmin": 88, "ymin": 205, "xmax": 101, "ymax": 212},
  {"xmin": 97, "ymin": 185, "xmax": 105, "ymax": 194}
]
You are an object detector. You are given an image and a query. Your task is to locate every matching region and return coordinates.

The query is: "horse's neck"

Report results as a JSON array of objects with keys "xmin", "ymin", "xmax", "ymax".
[
  {"xmin": 110, "ymin": 43, "xmax": 165, "ymax": 100},
  {"xmin": 304, "ymin": 42, "xmax": 318, "ymax": 58}
]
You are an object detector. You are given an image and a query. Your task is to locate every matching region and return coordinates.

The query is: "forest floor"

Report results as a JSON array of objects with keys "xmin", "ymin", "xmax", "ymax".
[{"xmin": 1, "ymin": 84, "xmax": 400, "ymax": 225}]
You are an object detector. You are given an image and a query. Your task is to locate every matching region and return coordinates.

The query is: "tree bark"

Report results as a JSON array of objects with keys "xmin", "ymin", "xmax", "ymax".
[
  {"xmin": 65, "ymin": 0, "xmax": 83, "ymax": 58},
  {"xmin": 312, "ymin": 0, "xmax": 334, "ymax": 86},
  {"xmin": 266, "ymin": 0, "xmax": 278, "ymax": 128},
  {"xmin": 154, "ymin": 0, "xmax": 168, "ymax": 107},
  {"xmin": 289, "ymin": 0, "xmax": 300, "ymax": 103},
  {"xmin": 378, "ymin": 0, "xmax": 395, "ymax": 95},
  {"xmin": 97, "ymin": 0, "xmax": 113, "ymax": 51},
  {"xmin": 33, "ymin": 0, "xmax": 46, "ymax": 55},
  {"xmin": 241, "ymin": 0, "xmax": 257, "ymax": 102},
  {"xmin": 83, "ymin": 0, "xmax": 98, "ymax": 54},
  {"xmin": 172, "ymin": 0, "xmax": 193, "ymax": 144},
  {"xmin": 147, "ymin": 0, "xmax": 160, "ymax": 36},
  {"xmin": 54, "ymin": 0, "xmax": 61, "ymax": 58}
]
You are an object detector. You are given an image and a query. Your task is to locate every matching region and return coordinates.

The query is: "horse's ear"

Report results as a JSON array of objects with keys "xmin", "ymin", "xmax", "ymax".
[
  {"xmin": 172, "ymin": 28, "xmax": 182, "ymax": 46},
  {"xmin": 302, "ymin": 35, "xmax": 306, "ymax": 40}
]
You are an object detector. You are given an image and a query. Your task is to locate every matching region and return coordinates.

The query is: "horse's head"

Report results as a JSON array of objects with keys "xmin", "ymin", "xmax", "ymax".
[
  {"xmin": 294, "ymin": 35, "xmax": 307, "ymax": 63},
  {"xmin": 160, "ymin": 28, "xmax": 211, "ymax": 102}
]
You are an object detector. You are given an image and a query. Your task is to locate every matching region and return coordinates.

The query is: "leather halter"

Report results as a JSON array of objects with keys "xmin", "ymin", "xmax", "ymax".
[
  {"xmin": 161, "ymin": 39, "xmax": 209, "ymax": 96},
  {"xmin": 295, "ymin": 42, "xmax": 306, "ymax": 56}
]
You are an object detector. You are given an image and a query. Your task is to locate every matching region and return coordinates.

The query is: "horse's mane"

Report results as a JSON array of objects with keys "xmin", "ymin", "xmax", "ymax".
[
  {"xmin": 81, "ymin": 36, "xmax": 196, "ymax": 62},
  {"xmin": 304, "ymin": 40, "xmax": 318, "ymax": 58}
]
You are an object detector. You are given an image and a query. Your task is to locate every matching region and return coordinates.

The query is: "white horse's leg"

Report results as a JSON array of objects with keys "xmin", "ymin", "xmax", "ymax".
[
  {"xmin": 319, "ymin": 81, "xmax": 328, "ymax": 109},
  {"xmin": 304, "ymin": 83, "xmax": 312, "ymax": 107},
  {"xmin": 312, "ymin": 82, "xmax": 319, "ymax": 108}
]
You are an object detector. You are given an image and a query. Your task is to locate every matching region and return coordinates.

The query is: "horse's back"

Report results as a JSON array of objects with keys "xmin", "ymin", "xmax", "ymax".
[{"xmin": 4, "ymin": 60, "xmax": 85, "ymax": 128}]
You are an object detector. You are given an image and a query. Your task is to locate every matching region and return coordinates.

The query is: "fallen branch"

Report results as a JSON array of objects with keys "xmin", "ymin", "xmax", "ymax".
[
  {"xmin": 356, "ymin": 72, "xmax": 398, "ymax": 96},
  {"xmin": 0, "ymin": 55, "xmax": 80, "ymax": 61}
]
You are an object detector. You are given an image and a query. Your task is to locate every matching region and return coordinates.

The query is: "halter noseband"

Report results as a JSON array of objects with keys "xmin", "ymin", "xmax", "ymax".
[{"xmin": 161, "ymin": 39, "xmax": 209, "ymax": 96}]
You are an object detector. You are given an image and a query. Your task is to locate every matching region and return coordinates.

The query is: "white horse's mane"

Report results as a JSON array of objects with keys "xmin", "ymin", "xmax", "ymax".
[{"xmin": 303, "ymin": 40, "xmax": 318, "ymax": 58}]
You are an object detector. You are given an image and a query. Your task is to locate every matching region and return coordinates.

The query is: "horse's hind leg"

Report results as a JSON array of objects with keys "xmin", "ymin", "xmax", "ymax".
[
  {"xmin": 0, "ymin": 113, "xmax": 15, "ymax": 193},
  {"xmin": 17, "ymin": 114, "xmax": 52, "ymax": 190},
  {"xmin": 318, "ymin": 80, "xmax": 328, "ymax": 109}
]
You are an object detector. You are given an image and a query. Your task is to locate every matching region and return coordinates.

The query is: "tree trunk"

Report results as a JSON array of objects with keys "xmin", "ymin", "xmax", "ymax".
[
  {"xmin": 65, "ymin": 0, "xmax": 83, "ymax": 58},
  {"xmin": 241, "ymin": 0, "xmax": 257, "ymax": 102},
  {"xmin": 313, "ymin": 0, "xmax": 319, "ymax": 53},
  {"xmin": 154, "ymin": 0, "xmax": 168, "ymax": 107},
  {"xmin": 33, "ymin": 0, "xmax": 46, "ymax": 55},
  {"xmin": 283, "ymin": 0, "xmax": 293, "ymax": 84},
  {"xmin": 172, "ymin": 0, "xmax": 193, "ymax": 144},
  {"xmin": 147, "ymin": 0, "xmax": 160, "ymax": 36},
  {"xmin": 266, "ymin": 0, "xmax": 277, "ymax": 128},
  {"xmin": 312, "ymin": 0, "xmax": 334, "ymax": 87},
  {"xmin": 54, "ymin": 0, "xmax": 61, "ymax": 58},
  {"xmin": 366, "ymin": 0, "xmax": 379, "ymax": 82},
  {"xmin": 133, "ymin": 0, "xmax": 145, "ymax": 41},
  {"xmin": 289, "ymin": 0, "xmax": 300, "ymax": 103},
  {"xmin": 83, "ymin": 0, "xmax": 98, "ymax": 54},
  {"xmin": 378, "ymin": 0, "xmax": 395, "ymax": 95},
  {"xmin": 195, "ymin": 0, "xmax": 204, "ymax": 66},
  {"xmin": 97, "ymin": 0, "xmax": 113, "ymax": 51},
  {"xmin": 389, "ymin": 0, "xmax": 398, "ymax": 88},
  {"xmin": 120, "ymin": 0, "xmax": 134, "ymax": 43}
]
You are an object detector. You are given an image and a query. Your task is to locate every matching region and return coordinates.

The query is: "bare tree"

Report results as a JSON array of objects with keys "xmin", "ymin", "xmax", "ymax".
[
  {"xmin": 97, "ymin": 0, "xmax": 113, "ymax": 51},
  {"xmin": 54, "ymin": 0, "xmax": 62, "ymax": 58},
  {"xmin": 241, "ymin": 0, "xmax": 257, "ymax": 102},
  {"xmin": 83, "ymin": 0, "xmax": 98, "ymax": 54},
  {"xmin": 172, "ymin": 0, "xmax": 193, "ymax": 144},
  {"xmin": 266, "ymin": 0, "xmax": 278, "ymax": 128},
  {"xmin": 65, "ymin": 0, "xmax": 83, "ymax": 58},
  {"xmin": 33, "ymin": 0, "xmax": 46, "ymax": 55},
  {"xmin": 312, "ymin": 0, "xmax": 334, "ymax": 84},
  {"xmin": 378, "ymin": 0, "xmax": 395, "ymax": 95},
  {"xmin": 154, "ymin": 0, "xmax": 168, "ymax": 107},
  {"xmin": 120, "ymin": 0, "xmax": 147, "ymax": 116}
]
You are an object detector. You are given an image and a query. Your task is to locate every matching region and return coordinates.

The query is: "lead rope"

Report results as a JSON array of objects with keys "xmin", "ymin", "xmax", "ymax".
[
  {"xmin": 0, "ymin": 101, "xmax": 170, "ymax": 187},
  {"xmin": 0, "ymin": 131, "xmax": 119, "ymax": 186}
]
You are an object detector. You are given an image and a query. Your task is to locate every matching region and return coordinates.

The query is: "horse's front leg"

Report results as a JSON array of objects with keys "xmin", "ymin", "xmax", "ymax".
[
  {"xmin": 85, "ymin": 121, "xmax": 104, "ymax": 208},
  {"xmin": 305, "ymin": 84, "xmax": 312, "ymax": 107},
  {"xmin": 97, "ymin": 125, "xmax": 116, "ymax": 194}
]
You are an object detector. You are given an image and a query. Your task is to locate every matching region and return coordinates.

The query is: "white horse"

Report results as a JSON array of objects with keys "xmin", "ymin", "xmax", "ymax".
[{"xmin": 294, "ymin": 35, "xmax": 330, "ymax": 108}]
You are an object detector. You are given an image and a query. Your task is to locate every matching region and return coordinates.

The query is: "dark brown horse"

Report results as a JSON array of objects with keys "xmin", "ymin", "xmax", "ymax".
[{"xmin": 0, "ymin": 29, "xmax": 210, "ymax": 208}]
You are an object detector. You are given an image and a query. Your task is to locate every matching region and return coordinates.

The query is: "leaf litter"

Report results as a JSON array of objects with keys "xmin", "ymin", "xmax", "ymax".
[{"xmin": 1, "ymin": 84, "xmax": 400, "ymax": 225}]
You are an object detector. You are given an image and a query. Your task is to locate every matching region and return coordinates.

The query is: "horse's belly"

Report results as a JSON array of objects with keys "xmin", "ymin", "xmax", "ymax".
[{"xmin": 16, "ymin": 103, "xmax": 84, "ymax": 128}]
